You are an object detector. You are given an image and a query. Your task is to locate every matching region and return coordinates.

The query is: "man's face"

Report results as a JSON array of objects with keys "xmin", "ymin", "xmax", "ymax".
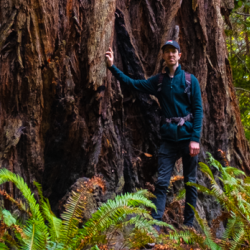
[{"xmin": 162, "ymin": 46, "xmax": 181, "ymax": 66}]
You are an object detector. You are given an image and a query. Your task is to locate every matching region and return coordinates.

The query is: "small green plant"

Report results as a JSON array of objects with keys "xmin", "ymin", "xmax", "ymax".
[
  {"xmin": 170, "ymin": 152, "xmax": 250, "ymax": 250},
  {"xmin": 0, "ymin": 168, "xmax": 174, "ymax": 250}
]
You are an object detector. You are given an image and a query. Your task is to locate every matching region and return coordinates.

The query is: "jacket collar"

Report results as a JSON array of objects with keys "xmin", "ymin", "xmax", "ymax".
[{"xmin": 164, "ymin": 64, "xmax": 182, "ymax": 76}]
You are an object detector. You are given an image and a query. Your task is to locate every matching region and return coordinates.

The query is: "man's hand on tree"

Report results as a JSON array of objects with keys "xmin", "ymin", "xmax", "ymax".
[
  {"xmin": 105, "ymin": 47, "xmax": 114, "ymax": 68},
  {"xmin": 189, "ymin": 141, "xmax": 200, "ymax": 157}
]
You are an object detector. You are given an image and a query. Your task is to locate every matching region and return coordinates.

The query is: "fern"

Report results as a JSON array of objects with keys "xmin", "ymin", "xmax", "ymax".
[
  {"xmin": 59, "ymin": 181, "xmax": 94, "ymax": 248},
  {"xmin": 0, "ymin": 168, "xmax": 50, "ymax": 249},
  {"xmin": 34, "ymin": 181, "xmax": 62, "ymax": 242},
  {"xmin": 170, "ymin": 229, "xmax": 193, "ymax": 244},
  {"xmin": 0, "ymin": 243, "xmax": 9, "ymax": 250},
  {"xmin": 1, "ymin": 209, "xmax": 17, "ymax": 227},
  {"xmin": 0, "ymin": 170, "xmax": 107, "ymax": 250},
  {"xmin": 0, "ymin": 189, "xmax": 30, "ymax": 215},
  {"xmin": 180, "ymin": 152, "xmax": 250, "ymax": 250},
  {"xmin": 2, "ymin": 233, "xmax": 20, "ymax": 249},
  {"xmin": 122, "ymin": 216, "xmax": 172, "ymax": 249},
  {"xmin": 90, "ymin": 246, "xmax": 100, "ymax": 250},
  {"xmin": 0, "ymin": 170, "xmax": 173, "ymax": 250},
  {"xmin": 135, "ymin": 188, "xmax": 156, "ymax": 199},
  {"xmin": 189, "ymin": 203, "xmax": 221, "ymax": 250},
  {"xmin": 174, "ymin": 187, "xmax": 186, "ymax": 201},
  {"xmin": 74, "ymin": 191, "xmax": 161, "ymax": 249},
  {"xmin": 199, "ymin": 162, "xmax": 216, "ymax": 181}
]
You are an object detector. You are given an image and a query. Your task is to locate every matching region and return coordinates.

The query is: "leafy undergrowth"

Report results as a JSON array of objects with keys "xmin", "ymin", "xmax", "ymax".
[
  {"xmin": 154, "ymin": 240, "xmax": 250, "ymax": 250},
  {"xmin": 0, "ymin": 168, "xmax": 174, "ymax": 250},
  {"xmin": 153, "ymin": 152, "xmax": 250, "ymax": 250},
  {"xmin": 1, "ymin": 151, "xmax": 250, "ymax": 250}
]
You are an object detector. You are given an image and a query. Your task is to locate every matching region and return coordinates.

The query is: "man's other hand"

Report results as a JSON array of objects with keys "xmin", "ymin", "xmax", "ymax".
[
  {"xmin": 189, "ymin": 141, "xmax": 200, "ymax": 157},
  {"xmin": 105, "ymin": 47, "xmax": 114, "ymax": 68}
]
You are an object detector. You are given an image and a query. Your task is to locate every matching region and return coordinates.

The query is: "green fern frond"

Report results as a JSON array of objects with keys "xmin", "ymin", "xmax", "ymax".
[
  {"xmin": 21, "ymin": 219, "xmax": 47, "ymax": 250},
  {"xmin": 160, "ymin": 233, "xmax": 187, "ymax": 249},
  {"xmin": 230, "ymin": 225, "xmax": 245, "ymax": 250},
  {"xmin": 59, "ymin": 183, "xmax": 90, "ymax": 247},
  {"xmin": 186, "ymin": 182, "xmax": 212, "ymax": 195},
  {"xmin": 169, "ymin": 230, "xmax": 193, "ymax": 244},
  {"xmin": 0, "ymin": 242, "xmax": 9, "ymax": 250},
  {"xmin": 206, "ymin": 152, "xmax": 223, "ymax": 171},
  {"xmin": 0, "ymin": 169, "xmax": 36, "ymax": 218},
  {"xmin": 33, "ymin": 182, "xmax": 44, "ymax": 203},
  {"xmin": 125, "ymin": 215, "xmax": 172, "ymax": 241},
  {"xmin": 135, "ymin": 189, "xmax": 156, "ymax": 199},
  {"xmin": 193, "ymin": 154, "xmax": 250, "ymax": 250},
  {"xmin": 199, "ymin": 162, "xmax": 215, "ymax": 181},
  {"xmin": 188, "ymin": 203, "xmax": 221, "ymax": 250},
  {"xmin": 90, "ymin": 245, "xmax": 100, "ymax": 250},
  {"xmin": 81, "ymin": 205, "xmax": 150, "ymax": 240},
  {"xmin": 125, "ymin": 192, "xmax": 157, "ymax": 211},
  {"xmin": 3, "ymin": 234, "xmax": 20, "ymax": 249},
  {"xmin": 188, "ymin": 229, "xmax": 210, "ymax": 249},
  {"xmin": 2, "ymin": 209, "xmax": 16, "ymax": 227},
  {"xmin": 0, "ymin": 189, "xmax": 29, "ymax": 215},
  {"xmin": 41, "ymin": 200, "xmax": 62, "ymax": 243},
  {"xmin": 174, "ymin": 187, "xmax": 186, "ymax": 201},
  {"xmin": 244, "ymin": 176, "xmax": 250, "ymax": 184},
  {"xmin": 221, "ymin": 179, "xmax": 240, "ymax": 197},
  {"xmin": 74, "ymin": 191, "xmax": 157, "ymax": 249},
  {"xmin": 34, "ymin": 181, "xmax": 62, "ymax": 242},
  {"xmin": 114, "ymin": 214, "xmax": 175, "ymax": 249},
  {"xmin": 125, "ymin": 222, "xmax": 173, "ymax": 250},
  {"xmin": 46, "ymin": 242, "xmax": 68, "ymax": 250},
  {"xmin": 208, "ymin": 182, "xmax": 250, "ymax": 223},
  {"xmin": 0, "ymin": 168, "xmax": 50, "ymax": 247},
  {"xmin": 224, "ymin": 167, "xmax": 246, "ymax": 177},
  {"xmin": 126, "ymin": 227, "xmax": 156, "ymax": 249},
  {"xmin": 173, "ymin": 154, "xmax": 250, "ymax": 250},
  {"xmin": 221, "ymin": 215, "xmax": 242, "ymax": 248}
]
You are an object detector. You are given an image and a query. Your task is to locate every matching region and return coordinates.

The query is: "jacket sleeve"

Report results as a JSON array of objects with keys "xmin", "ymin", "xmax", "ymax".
[
  {"xmin": 108, "ymin": 65, "xmax": 158, "ymax": 96},
  {"xmin": 190, "ymin": 75, "xmax": 203, "ymax": 143}
]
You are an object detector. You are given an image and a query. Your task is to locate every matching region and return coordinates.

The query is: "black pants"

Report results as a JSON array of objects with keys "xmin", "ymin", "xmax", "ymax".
[{"xmin": 151, "ymin": 140, "xmax": 198, "ymax": 226}]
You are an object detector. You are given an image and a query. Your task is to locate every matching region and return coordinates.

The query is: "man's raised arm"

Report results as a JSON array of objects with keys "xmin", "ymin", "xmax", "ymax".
[{"xmin": 105, "ymin": 47, "xmax": 158, "ymax": 96}]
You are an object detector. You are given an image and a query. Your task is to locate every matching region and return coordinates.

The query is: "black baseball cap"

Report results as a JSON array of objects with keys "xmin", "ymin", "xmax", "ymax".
[{"xmin": 161, "ymin": 40, "xmax": 180, "ymax": 52}]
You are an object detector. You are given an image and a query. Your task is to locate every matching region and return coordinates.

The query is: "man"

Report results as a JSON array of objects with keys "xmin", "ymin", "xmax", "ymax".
[{"xmin": 105, "ymin": 41, "xmax": 203, "ymax": 229}]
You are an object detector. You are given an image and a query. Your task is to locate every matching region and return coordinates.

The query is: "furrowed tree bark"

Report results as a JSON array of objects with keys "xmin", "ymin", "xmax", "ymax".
[{"xmin": 0, "ymin": 0, "xmax": 249, "ymax": 233}]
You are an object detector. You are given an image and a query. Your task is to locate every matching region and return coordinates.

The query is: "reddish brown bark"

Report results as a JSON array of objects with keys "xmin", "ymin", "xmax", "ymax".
[{"xmin": 0, "ymin": 0, "xmax": 249, "ymax": 229}]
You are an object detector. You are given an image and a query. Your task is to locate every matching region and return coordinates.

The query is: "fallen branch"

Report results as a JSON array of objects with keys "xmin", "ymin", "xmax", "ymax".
[
  {"xmin": 235, "ymin": 87, "xmax": 250, "ymax": 94},
  {"xmin": 235, "ymin": 12, "xmax": 250, "ymax": 17},
  {"xmin": 235, "ymin": 54, "xmax": 250, "ymax": 74}
]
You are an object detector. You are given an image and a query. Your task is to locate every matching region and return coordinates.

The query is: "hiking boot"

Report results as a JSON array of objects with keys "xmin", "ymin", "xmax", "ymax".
[
  {"xmin": 146, "ymin": 242, "xmax": 155, "ymax": 248},
  {"xmin": 145, "ymin": 225, "xmax": 161, "ymax": 248},
  {"xmin": 183, "ymin": 223, "xmax": 193, "ymax": 228}
]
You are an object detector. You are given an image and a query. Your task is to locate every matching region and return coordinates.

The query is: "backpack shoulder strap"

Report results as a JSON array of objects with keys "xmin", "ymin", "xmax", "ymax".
[
  {"xmin": 157, "ymin": 73, "xmax": 164, "ymax": 93},
  {"xmin": 184, "ymin": 72, "xmax": 192, "ymax": 104},
  {"xmin": 185, "ymin": 72, "xmax": 191, "ymax": 86}
]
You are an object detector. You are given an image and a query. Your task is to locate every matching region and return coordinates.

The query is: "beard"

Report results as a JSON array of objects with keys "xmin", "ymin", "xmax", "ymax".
[{"xmin": 161, "ymin": 60, "xmax": 179, "ymax": 73}]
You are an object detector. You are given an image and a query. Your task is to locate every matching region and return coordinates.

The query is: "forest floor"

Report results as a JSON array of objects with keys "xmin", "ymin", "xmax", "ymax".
[{"xmin": 154, "ymin": 245, "xmax": 202, "ymax": 250}]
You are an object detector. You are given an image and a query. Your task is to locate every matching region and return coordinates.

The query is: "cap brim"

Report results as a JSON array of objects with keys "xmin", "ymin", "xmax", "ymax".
[{"xmin": 161, "ymin": 44, "xmax": 179, "ymax": 51}]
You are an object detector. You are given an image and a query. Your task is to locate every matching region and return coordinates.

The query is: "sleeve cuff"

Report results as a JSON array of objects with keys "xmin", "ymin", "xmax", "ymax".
[
  {"xmin": 108, "ymin": 64, "xmax": 115, "ymax": 70},
  {"xmin": 190, "ymin": 137, "xmax": 200, "ymax": 143}
]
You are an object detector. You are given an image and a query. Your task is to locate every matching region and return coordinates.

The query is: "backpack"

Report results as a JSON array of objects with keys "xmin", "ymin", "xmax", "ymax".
[{"xmin": 156, "ymin": 72, "xmax": 192, "ymax": 104}]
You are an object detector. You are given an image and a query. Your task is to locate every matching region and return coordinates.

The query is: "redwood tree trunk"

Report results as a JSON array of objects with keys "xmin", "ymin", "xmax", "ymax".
[{"xmin": 0, "ymin": 0, "xmax": 249, "ymax": 229}]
